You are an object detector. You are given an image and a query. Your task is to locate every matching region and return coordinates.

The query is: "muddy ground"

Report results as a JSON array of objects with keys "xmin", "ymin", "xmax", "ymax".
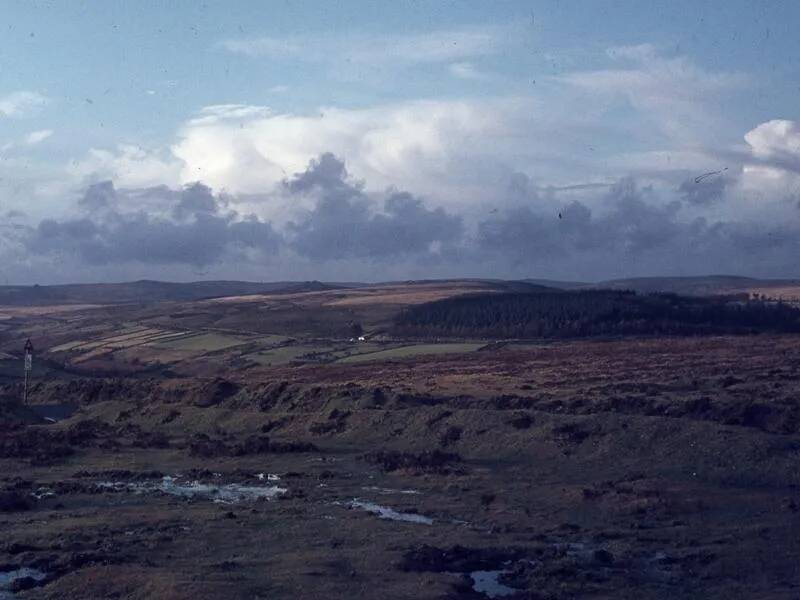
[{"xmin": 2, "ymin": 335, "xmax": 800, "ymax": 599}]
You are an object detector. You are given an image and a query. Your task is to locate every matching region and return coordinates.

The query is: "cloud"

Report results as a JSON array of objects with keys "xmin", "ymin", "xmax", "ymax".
[
  {"xmin": 187, "ymin": 104, "xmax": 273, "ymax": 126},
  {"xmin": 476, "ymin": 177, "xmax": 682, "ymax": 262},
  {"xmin": 733, "ymin": 120, "xmax": 800, "ymax": 204},
  {"xmin": 24, "ymin": 130, "xmax": 53, "ymax": 145},
  {"xmin": 558, "ymin": 44, "xmax": 746, "ymax": 143},
  {"xmin": 0, "ymin": 91, "xmax": 49, "ymax": 117},
  {"xmin": 70, "ymin": 144, "xmax": 181, "ymax": 189},
  {"xmin": 78, "ymin": 179, "xmax": 117, "ymax": 211},
  {"xmin": 469, "ymin": 174, "xmax": 800, "ymax": 279},
  {"xmin": 24, "ymin": 181, "xmax": 281, "ymax": 267},
  {"xmin": 448, "ymin": 62, "xmax": 486, "ymax": 80},
  {"xmin": 286, "ymin": 153, "xmax": 463, "ymax": 260},
  {"xmin": 219, "ymin": 25, "xmax": 506, "ymax": 67},
  {"xmin": 742, "ymin": 119, "xmax": 800, "ymax": 177},
  {"xmin": 164, "ymin": 98, "xmax": 523, "ymax": 211},
  {"xmin": 745, "ymin": 120, "xmax": 800, "ymax": 160},
  {"xmin": 16, "ymin": 152, "xmax": 800, "ymax": 283},
  {"xmin": 18, "ymin": 154, "xmax": 464, "ymax": 271},
  {"xmin": 0, "ymin": 129, "xmax": 55, "ymax": 156},
  {"xmin": 66, "ymin": 45, "xmax": 754, "ymax": 220},
  {"xmin": 20, "ymin": 42, "xmax": 799, "ymax": 282},
  {"xmin": 678, "ymin": 172, "xmax": 730, "ymax": 206}
]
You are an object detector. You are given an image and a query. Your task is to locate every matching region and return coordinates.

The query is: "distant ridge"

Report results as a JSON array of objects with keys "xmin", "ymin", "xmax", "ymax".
[
  {"xmin": 2, "ymin": 275, "xmax": 800, "ymax": 307},
  {"xmin": 0, "ymin": 280, "xmax": 360, "ymax": 306},
  {"xmin": 525, "ymin": 275, "xmax": 800, "ymax": 298}
]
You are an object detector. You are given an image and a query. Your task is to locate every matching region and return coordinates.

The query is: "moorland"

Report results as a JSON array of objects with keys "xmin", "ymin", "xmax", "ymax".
[{"xmin": 1, "ymin": 276, "xmax": 800, "ymax": 599}]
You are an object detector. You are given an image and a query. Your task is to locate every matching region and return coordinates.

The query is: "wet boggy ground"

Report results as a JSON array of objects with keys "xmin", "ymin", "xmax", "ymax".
[{"xmin": 2, "ymin": 335, "xmax": 800, "ymax": 599}]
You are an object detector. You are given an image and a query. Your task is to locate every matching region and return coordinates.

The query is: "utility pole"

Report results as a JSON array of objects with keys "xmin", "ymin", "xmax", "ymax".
[{"xmin": 23, "ymin": 338, "xmax": 33, "ymax": 404}]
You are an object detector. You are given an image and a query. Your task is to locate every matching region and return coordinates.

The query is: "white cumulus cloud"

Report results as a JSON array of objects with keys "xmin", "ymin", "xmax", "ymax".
[
  {"xmin": 745, "ymin": 119, "xmax": 800, "ymax": 160},
  {"xmin": 0, "ymin": 91, "xmax": 50, "ymax": 118},
  {"xmin": 25, "ymin": 129, "xmax": 53, "ymax": 145},
  {"xmin": 69, "ymin": 144, "xmax": 181, "ymax": 189}
]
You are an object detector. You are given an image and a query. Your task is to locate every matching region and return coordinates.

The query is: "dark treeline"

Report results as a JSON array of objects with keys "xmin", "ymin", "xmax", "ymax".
[{"xmin": 392, "ymin": 290, "xmax": 800, "ymax": 339}]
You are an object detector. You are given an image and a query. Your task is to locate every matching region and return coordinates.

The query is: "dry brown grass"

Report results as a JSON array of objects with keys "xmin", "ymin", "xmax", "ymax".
[
  {"xmin": 203, "ymin": 281, "xmax": 493, "ymax": 308},
  {"xmin": 325, "ymin": 287, "xmax": 492, "ymax": 307},
  {"xmin": 744, "ymin": 285, "xmax": 800, "ymax": 301},
  {"xmin": 0, "ymin": 303, "xmax": 104, "ymax": 317}
]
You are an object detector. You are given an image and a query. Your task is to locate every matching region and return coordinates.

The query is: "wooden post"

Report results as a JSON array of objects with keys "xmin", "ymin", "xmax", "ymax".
[{"xmin": 23, "ymin": 339, "xmax": 33, "ymax": 404}]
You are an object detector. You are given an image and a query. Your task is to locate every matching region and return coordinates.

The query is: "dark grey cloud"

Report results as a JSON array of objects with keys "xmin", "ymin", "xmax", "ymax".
[
  {"xmin": 286, "ymin": 152, "xmax": 356, "ymax": 196},
  {"xmin": 11, "ymin": 153, "xmax": 800, "ymax": 281},
  {"xmin": 286, "ymin": 153, "xmax": 463, "ymax": 260},
  {"xmin": 678, "ymin": 173, "xmax": 729, "ymax": 206},
  {"xmin": 172, "ymin": 182, "xmax": 221, "ymax": 219},
  {"xmin": 477, "ymin": 177, "xmax": 683, "ymax": 263},
  {"xmin": 473, "ymin": 174, "xmax": 800, "ymax": 279},
  {"xmin": 506, "ymin": 172, "xmax": 540, "ymax": 203},
  {"xmin": 26, "ymin": 181, "xmax": 280, "ymax": 267},
  {"xmin": 20, "ymin": 155, "xmax": 464, "ymax": 270},
  {"xmin": 77, "ymin": 180, "xmax": 115, "ymax": 211}
]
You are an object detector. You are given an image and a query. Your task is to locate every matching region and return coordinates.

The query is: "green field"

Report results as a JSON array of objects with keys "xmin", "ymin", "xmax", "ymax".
[
  {"xmin": 255, "ymin": 334, "xmax": 294, "ymax": 346},
  {"xmin": 153, "ymin": 332, "xmax": 250, "ymax": 352},
  {"xmin": 244, "ymin": 342, "xmax": 485, "ymax": 366},
  {"xmin": 245, "ymin": 345, "xmax": 333, "ymax": 366},
  {"xmin": 48, "ymin": 340, "xmax": 88, "ymax": 353},
  {"xmin": 49, "ymin": 326, "xmax": 149, "ymax": 352},
  {"xmin": 50, "ymin": 328, "xmax": 191, "ymax": 353},
  {"xmin": 337, "ymin": 343, "xmax": 485, "ymax": 363},
  {"xmin": 326, "ymin": 343, "xmax": 389, "ymax": 360},
  {"xmin": 246, "ymin": 341, "xmax": 417, "ymax": 366}
]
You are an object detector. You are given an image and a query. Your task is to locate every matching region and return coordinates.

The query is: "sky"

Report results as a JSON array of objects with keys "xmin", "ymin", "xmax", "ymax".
[{"xmin": 1, "ymin": 0, "xmax": 800, "ymax": 284}]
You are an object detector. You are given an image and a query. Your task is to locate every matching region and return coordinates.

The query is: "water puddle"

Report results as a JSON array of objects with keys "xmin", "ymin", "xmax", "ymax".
[
  {"xmin": 470, "ymin": 570, "xmax": 517, "ymax": 598},
  {"xmin": 30, "ymin": 487, "xmax": 55, "ymax": 500},
  {"xmin": 96, "ymin": 476, "xmax": 286, "ymax": 504},
  {"xmin": 340, "ymin": 499, "xmax": 433, "ymax": 524},
  {"xmin": 28, "ymin": 403, "xmax": 78, "ymax": 423},
  {"xmin": 0, "ymin": 568, "xmax": 47, "ymax": 599}
]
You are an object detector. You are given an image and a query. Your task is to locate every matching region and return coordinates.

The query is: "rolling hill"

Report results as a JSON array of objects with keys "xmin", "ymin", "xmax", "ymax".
[{"xmin": 0, "ymin": 280, "xmax": 358, "ymax": 306}]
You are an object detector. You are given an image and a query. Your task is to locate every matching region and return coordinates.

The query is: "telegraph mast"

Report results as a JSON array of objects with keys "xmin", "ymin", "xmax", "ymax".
[{"xmin": 23, "ymin": 339, "xmax": 33, "ymax": 404}]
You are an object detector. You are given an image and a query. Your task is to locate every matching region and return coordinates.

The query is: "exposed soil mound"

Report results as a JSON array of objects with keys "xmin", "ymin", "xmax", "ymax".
[
  {"xmin": 188, "ymin": 434, "xmax": 318, "ymax": 458},
  {"xmin": 362, "ymin": 450, "xmax": 464, "ymax": 475},
  {"xmin": 0, "ymin": 428, "xmax": 75, "ymax": 464},
  {"xmin": 0, "ymin": 418, "xmax": 175, "ymax": 465},
  {"xmin": 195, "ymin": 378, "xmax": 240, "ymax": 408}
]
